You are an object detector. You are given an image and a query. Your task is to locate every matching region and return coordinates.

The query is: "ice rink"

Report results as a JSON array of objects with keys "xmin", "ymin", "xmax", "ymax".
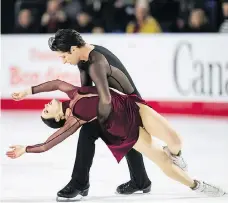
[{"xmin": 1, "ymin": 111, "xmax": 228, "ymax": 203}]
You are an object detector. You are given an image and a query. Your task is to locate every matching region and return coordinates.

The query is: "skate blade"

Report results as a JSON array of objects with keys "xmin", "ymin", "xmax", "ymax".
[
  {"xmin": 115, "ymin": 190, "xmax": 150, "ymax": 195},
  {"xmin": 205, "ymin": 191, "xmax": 227, "ymax": 197},
  {"xmin": 56, "ymin": 195, "xmax": 83, "ymax": 202},
  {"xmin": 221, "ymin": 191, "xmax": 228, "ymax": 197}
]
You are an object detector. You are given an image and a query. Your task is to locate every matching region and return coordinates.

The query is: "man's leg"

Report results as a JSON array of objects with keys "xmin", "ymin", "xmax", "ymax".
[
  {"xmin": 57, "ymin": 120, "xmax": 101, "ymax": 199},
  {"xmin": 71, "ymin": 120, "xmax": 101, "ymax": 188},
  {"xmin": 116, "ymin": 149, "xmax": 151, "ymax": 194}
]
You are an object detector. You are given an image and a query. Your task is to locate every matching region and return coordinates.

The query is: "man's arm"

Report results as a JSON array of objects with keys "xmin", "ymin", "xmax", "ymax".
[
  {"xmin": 87, "ymin": 51, "xmax": 112, "ymax": 123},
  {"xmin": 79, "ymin": 69, "xmax": 93, "ymax": 86}
]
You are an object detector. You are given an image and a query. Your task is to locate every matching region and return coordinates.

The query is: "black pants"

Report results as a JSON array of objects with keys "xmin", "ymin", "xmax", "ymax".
[{"xmin": 71, "ymin": 120, "xmax": 151, "ymax": 189}]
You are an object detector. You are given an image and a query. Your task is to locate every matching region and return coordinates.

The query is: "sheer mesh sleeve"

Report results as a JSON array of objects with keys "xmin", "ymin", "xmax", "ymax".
[
  {"xmin": 26, "ymin": 117, "xmax": 84, "ymax": 153},
  {"xmin": 88, "ymin": 51, "xmax": 112, "ymax": 123},
  {"xmin": 80, "ymin": 69, "xmax": 93, "ymax": 86},
  {"xmin": 32, "ymin": 79, "xmax": 77, "ymax": 95}
]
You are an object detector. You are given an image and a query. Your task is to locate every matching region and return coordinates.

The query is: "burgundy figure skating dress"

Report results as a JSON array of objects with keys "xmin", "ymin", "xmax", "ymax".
[{"xmin": 26, "ymin": 80, "xmax": 148, "ymax": 163}]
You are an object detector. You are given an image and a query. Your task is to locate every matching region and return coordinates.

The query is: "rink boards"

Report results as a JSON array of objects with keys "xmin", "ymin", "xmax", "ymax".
[{"xmin": 1, "ymin": 34, "xmax": 228, "ymax": 116}]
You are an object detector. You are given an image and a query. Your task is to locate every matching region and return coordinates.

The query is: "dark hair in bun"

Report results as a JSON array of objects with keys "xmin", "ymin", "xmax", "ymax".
[{"xmin": 41, "ymin": 117, "xmax": 66, "ymax": 129}]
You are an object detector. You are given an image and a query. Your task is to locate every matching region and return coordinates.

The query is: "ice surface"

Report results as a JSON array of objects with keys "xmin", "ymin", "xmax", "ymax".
[{"xmin": 1, "ymin": 112, "xmax": 228, "ymax": 203}]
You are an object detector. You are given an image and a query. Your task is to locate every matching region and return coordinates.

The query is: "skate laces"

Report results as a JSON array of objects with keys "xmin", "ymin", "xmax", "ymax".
[
  {"xmin": 123, "ymin": 181, "xmax": 131, "ymax": 189},
  {"xmin": 121, "ymin": 181, "xmax": 136, "ymax": 190}
]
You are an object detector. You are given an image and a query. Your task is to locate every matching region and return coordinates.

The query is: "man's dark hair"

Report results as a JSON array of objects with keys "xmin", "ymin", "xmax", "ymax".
[
  {"xmin": 48, "ymin": 29, "xmax": 86, "ymax": 52},
  {"xmin": 41, "ymin": 117, "xmax": 66, "ymax": 129}
]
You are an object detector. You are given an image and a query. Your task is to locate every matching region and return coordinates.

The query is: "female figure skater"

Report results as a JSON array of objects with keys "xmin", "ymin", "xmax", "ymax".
[{"xmin": 7, "ymin": 79, "xmax": 225, "ymax": 197}]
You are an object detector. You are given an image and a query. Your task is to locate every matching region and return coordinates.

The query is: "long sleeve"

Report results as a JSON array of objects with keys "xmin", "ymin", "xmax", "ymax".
[
  {"xmin": 32, "ymin": 79, "xmax": 77, "ymax": 95},
  {"xmin": 80, "ymin": 69, "xmax": 93, "ymax": 86},
  {"xmin": 88, "ymin": 51, "xmax": 112, "ymax": 123},
  {"xmin": 26, "ymin": 117, "xmax": 84, "ymax": 153}
]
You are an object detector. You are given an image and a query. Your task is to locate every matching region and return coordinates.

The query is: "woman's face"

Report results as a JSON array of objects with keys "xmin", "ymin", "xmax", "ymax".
[{"xmin": 41, "ymin": 99, "xmax": 61, "ymax": 119}]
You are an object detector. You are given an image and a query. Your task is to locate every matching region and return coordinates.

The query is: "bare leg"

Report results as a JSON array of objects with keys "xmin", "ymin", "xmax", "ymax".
[
  {"xmin": 137, "ymin": 103, "xmax": 182, "ymax": 155},
  {"xmin": 133, "ymin": 127, "xmax": 195, "ymax": 187},
  {"xmin": 134, "ymin": 127, "xmax": 195, "ymax": 187},
  {"xmin": 132, "ymin": 103, "xmax": 225, "ymax": 196}
]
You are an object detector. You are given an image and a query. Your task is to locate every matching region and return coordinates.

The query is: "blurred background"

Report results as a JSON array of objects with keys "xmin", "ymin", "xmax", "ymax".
[
  {"xmin": 1, "ymin": 1, "xmax": 228, "ymax": 202},
  {"xmin": 1, "ymin": 0, "xmax": 228, "ymax": 34},
  {"xmin": 1, "ymin": 0, "xmax": 228, "ymax": 113}
]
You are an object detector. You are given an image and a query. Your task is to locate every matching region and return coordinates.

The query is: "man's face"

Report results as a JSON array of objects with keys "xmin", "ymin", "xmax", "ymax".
[{"xmin": 57, "ymin": 47, "xmax": 80, "ymax": 65}]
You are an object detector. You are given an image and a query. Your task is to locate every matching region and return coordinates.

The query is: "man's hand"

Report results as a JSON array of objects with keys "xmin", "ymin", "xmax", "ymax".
[{"xmin": 98, "ymin": 100, "xmax": 112, "ymax": 123}]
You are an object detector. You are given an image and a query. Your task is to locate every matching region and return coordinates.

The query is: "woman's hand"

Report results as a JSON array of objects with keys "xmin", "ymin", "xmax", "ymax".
[
  {"xmin": 12, "ymin": 88, "xmax": 32, "ymax": 101},
  {"xmin": 6, "ymin": 145, "xmax": 26, "ymax": 159}
]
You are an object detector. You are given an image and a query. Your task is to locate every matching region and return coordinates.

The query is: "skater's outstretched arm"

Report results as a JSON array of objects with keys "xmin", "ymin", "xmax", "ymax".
[
  {"xmin": 25, "ymin": 116, "xmax": 85, "ymax": 153},
  {"xmin": 12, "ymin": 79, "xmax": 78, "ymax": 100},
  {"xmin": 31, "ymin": 79, "xmax": 77, "ymax": 94}
]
